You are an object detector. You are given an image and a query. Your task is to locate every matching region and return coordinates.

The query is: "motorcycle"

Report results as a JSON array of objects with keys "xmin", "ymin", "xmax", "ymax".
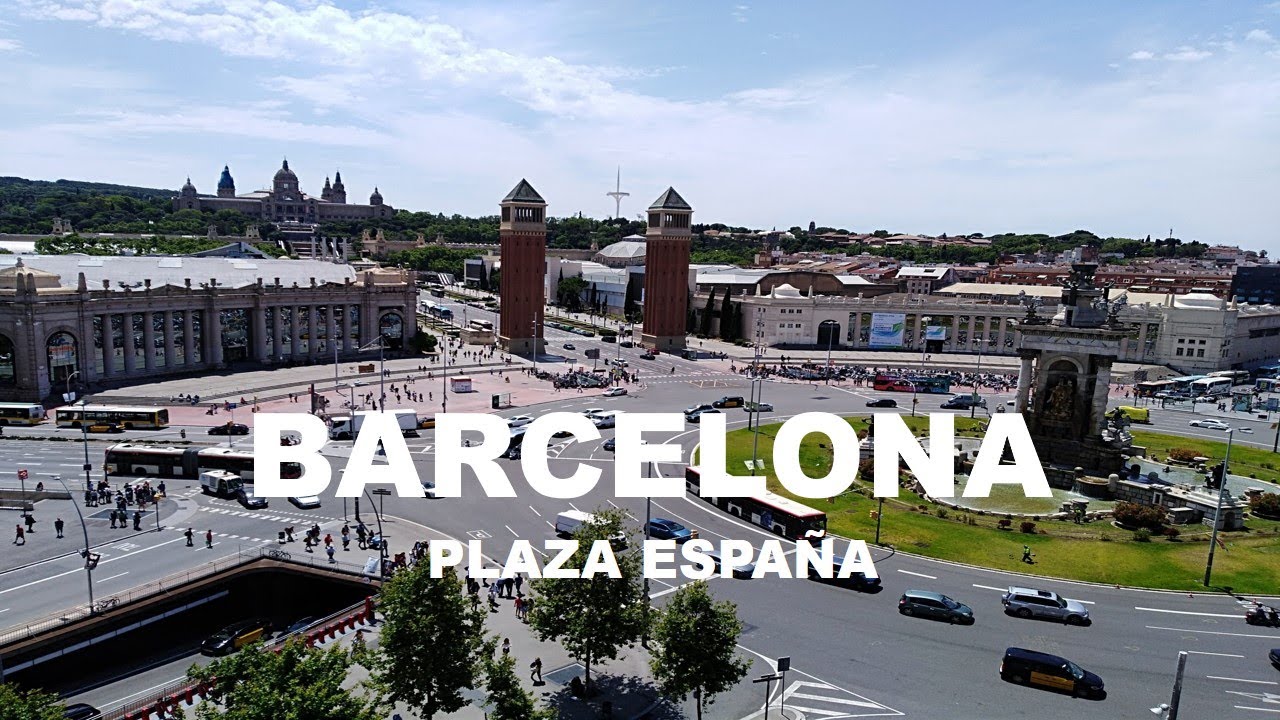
[{"xmin": 1245, "ymin": 604, "xmax": 1280, "ymax": 627}]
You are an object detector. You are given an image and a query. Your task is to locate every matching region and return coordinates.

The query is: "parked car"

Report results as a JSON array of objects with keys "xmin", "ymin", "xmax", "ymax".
[
  {"xmin": 1189, "ymin": 419, "xmax": 1230, "ymax": 430},
  {"xmin": 1001, "ymin": 586, "xmax": 1090, "ymax": 625},
  {"xmin": 898, "ymin": 589, "xmax": 974, "ymax": 624},
  {"xmin": 284, "ymin": 616, "xmax": 318, "ymax": 635},
  {"xmin": 640, "ymin": 352, "xmax": 656, "ymax": 360},
  {"xmin": 999, "ymin": 647, "xmax": 1105, "ymax": 699},
  {"xmin": 208, "ymin": 422, "xmax": 250, "ymax": 436},
  {"xmin": 647, "ymin": 518, "xmax": 695, "ymax": 543},
  {"xmin": 288, "ymin": 495, "xmax": 321, "ymax": 509},
  {"xmin": 866, "ymin": 398, "xmax": 898, "ymax": 408},
  {"xmin": 201, "ymin": 618, "xmax": 272, "ymax": 655},
  {"xmin": 685, "ymin": 408, "xmax": 721, "ymax": 423},
  {"xmin": 603, "ymin": 387, "xmax": 628, "ymax": 397},
  {"xmin": 507, "ymin": 415, "xmax": 535, "ymax": 428},
  {"xmin": 62, "ymin": 704, "xmax": 102, "ymax": 720},
  {"xmin": 712, "ymin": 396, "xmax": 745, "ymax": 408}
]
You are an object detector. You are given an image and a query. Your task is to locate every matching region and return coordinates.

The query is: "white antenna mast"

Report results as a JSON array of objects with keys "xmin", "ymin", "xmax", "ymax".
[{"xmin": 606, "ymin": 166, "xmax": 630, "ymax": 219}]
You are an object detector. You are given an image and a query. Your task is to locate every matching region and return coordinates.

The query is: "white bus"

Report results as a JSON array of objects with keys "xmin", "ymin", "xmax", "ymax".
[
  {"xmin": 1207, "ymin": 370, "xmax": 1250, "ymax": 384},
  {"xmin": 0, "ymin": 402, "xmax": 46, "ymax": 426},
  {"xmin": 1189, "ymin": 376, "xmax": 1233, "ymax": 398}
]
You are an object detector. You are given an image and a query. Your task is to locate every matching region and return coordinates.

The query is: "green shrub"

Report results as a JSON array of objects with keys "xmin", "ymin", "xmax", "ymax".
[
  {"xmin": 1168, "ymin": 447, "xmax": 1200, "ymax": 462},
  {"xmin": 1113, "ymin": 501, "xmax": 1168, "ymax": 531},
  {"xmin": 1019, "ymin": 521, "xmax": 1037, "ymax": 534},
  {"xmin": 936, "ymin": 508, "xmax": 949, "ymax": 519},
  {"xmin": 1249, "ymin": 492, "xmax": 1280, "ymax": 519},
  {"xmin": 1133, "ymin": 528, "xmax": 1152, "ymax": 542}
]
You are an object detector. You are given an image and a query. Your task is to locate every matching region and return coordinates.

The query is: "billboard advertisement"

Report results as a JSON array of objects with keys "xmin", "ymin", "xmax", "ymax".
[
  {"xmin": 869, "ymin": 313, "xmax": 906, "ymax": 348},
  {"xmin": 925, "ymin": 325, "xmax": 948, "ymax": 341}
]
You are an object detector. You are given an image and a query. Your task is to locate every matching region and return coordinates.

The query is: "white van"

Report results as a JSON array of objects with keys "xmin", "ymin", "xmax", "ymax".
[{"xmin": 554, "ymin": 510, "xmax": 626, "ymax": 548}]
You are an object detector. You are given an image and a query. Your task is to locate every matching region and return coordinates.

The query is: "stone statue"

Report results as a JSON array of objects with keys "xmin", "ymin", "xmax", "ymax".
[{"xmin": 1043, "ymin": 377, "xmax": 1076, "ymax": 421}]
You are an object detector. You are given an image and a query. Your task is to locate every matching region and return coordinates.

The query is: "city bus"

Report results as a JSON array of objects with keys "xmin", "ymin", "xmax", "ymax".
[
  {"xmin": 1170, "ymin": 375, "xmax": 1208, "ymax": 392},
  {"xmin": 56, "ymin": 405, "xmax": 169, "ymax": 430},
  {"xmin": 420, "ymin": 300, "xmax": 454, "ymax": 321},
  {"xmin": 1189, "ymin": 376, "xmax": 1233, "ymax": 398},
  {"xmin": 1135, "ymin": 379, "xmax": 1177, "ymax": 397},
  {"xmin": 684, "ymin": 467, "xmax": 827, "ymax": 540},
  {"xmin": 872, "ymin": 374, "xmax": 952, "ymax": 394},
  {"xmin": 468, "ymin": 319, "xmax": 494, "ymax": 332},
  {"xmin": 1207, "ymin": 370, "xmax": 1251, "ymax": 384},
  {"xmin": 1256, "ymin": 377, "xmax": 1280, "ymax": 393},
  {"xmin": 104, "ymin": 444, "xmax": 301, "ymax": 481},
  {"xmin": 1254, "ymin": 363, "xmax": 1280, "ymax": 379},
  {"xmin": 0, "ymin": 402, "xmax": 46, "ymax": 426}
]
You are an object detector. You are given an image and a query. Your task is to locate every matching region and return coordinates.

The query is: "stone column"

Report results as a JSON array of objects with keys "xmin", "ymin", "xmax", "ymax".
[
  {"xmin": 101, "ymin": 314, "xmax": 116, "ymax": 377},
  {"xmin": 950, "ymin": 315, "xmax": 961, "ymax": 350},
  {"xmin": 308, "ymin": 306, "xmax": 319, "ymax": 357},
  {"xmin": 142, "ymin": 311, "xmax": 156, "ymax": 372},
  {"xmin": 182, "ymin": 310, "xmax": 196, "ymax": 365},
  {"xmin": 79, "ymin": 313, "xmax": 98, "ymax": 382},
  {"xmin": 1091, "ymin": 360, "xmax": 1113, "ymax": 434},
  {"xmin": 343, "ymin": 305, "xmax": 356, "ymax": 351},
  {"xmin": 208, "ymin": 308, "xmax": 224, "ymax": 366},
  {"xmin": 913, "ymin": 314, "xmax": 924, "ymax": 350},
  {"xmin": 254, "ymin": 308, "xmax": 269, "ymax": 363},
  {"xmin": 1015, "ymin": 354, "xmax": 1034, "ymax": 412},
  {"xmin": 162, "ymin": 310, "xmax": 175, "ymax": 369},
  {"xmin": 326, "ymin": 306, "xmax": 337, "ymax": 358},
  {"xmin": 967, "ymin": 316, "xmax": 978, "ymax": 351},
  {"xmin": 291, "ymin": 305, "xmax": 304, "ymax": 358},
  {"xmin": 271, "ymin": 307, "xmax": 284, "ymax": 361},
  {"xmin": 996, "ymin": 317, "xmax": 1008, "ymax": 354},
  {"xmin": 121, "ymin": 313, "xmax": 136, "ymax": 375},
  {"xmin": 852, "ymin": 312, "xmax": 863, "ymax": 349}
]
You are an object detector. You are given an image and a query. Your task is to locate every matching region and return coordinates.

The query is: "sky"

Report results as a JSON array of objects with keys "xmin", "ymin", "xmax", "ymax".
[{"xmin": 1, "ymin": 1, "xmax": 1278, "ymax": 247}]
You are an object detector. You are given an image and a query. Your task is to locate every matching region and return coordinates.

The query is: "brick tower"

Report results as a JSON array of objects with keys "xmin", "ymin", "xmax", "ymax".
[
  {"xmin": 641, "ymin": 187, "xmax": 692, "ymax": 351},
  {"xmin": 498, "ymin": 179, "xmax": 547, "ymax": 356}
]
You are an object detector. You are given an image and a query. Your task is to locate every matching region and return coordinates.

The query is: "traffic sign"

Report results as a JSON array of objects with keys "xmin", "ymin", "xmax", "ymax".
[{"xmin": 17, "ymin": 469, "xmax": 28, "ymax": 481}]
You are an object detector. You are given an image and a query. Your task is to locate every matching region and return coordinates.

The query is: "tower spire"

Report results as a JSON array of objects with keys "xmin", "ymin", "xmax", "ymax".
[{"xmin": 606, "ymin": 166, "xmax": 630, "ymax": 220}]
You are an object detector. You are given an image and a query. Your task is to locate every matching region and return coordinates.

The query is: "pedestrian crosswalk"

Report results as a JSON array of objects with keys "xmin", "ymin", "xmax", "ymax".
[
  {"xmin": 777, "ymin": 680, "xmax": 902, "ymax": 719},
  {"xmin": 196, "ymin": 504, "xmax": 339, "ymax": 525}
]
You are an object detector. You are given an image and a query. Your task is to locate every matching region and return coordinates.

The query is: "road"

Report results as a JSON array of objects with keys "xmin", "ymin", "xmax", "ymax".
[{"xmin": 5, "ymin": 335, "xmax": 1280, "ymax": 718}]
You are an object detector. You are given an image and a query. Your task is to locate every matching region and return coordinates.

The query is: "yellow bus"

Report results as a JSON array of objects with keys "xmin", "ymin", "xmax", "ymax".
[
  {"xmin": 56, "ymin": 405, "xmax": 170, "ymax": 430},
  {"xmin": 0, "ymin": 403, "xmax": 46, "ymax": 426}
]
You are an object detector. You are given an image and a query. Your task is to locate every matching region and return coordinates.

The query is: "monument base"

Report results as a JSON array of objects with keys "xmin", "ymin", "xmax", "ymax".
[
  {"xmin": 640, "ymin": 333, "xmax": 686, "ymax": 352},
  {"xmin": 1030, "ymin": 435, "xmax": 1126, "ymax": 475},
  {"xmin": 499, "ymin": 335, "xmax": 544, "ymax": 357}
]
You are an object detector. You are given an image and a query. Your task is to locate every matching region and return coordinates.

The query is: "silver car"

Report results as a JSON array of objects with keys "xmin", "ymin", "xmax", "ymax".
[{"xmin": 1001, "ymin": 586, "xmax": 1090, "ymax": 625}]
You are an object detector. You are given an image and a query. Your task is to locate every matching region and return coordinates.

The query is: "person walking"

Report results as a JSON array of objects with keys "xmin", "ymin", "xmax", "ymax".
[
  {"xmin": 1021, "ymin": 545, "xmax": 1034, "ymax": 564},
  {"xmin": 501, "ymin": 638, "xmax": 510, "ymax": 656},
  {"xmin": 514, "ymin": 596, "xmax": 524, "ymax": 619},
  {"xmin": 132, "ymin": 510, "xmax": 142, "ymax": 531},
  {"xmin": 326, "ymin": 544, "xmax": 336, "ymax": 564},
  {"xmin": 13, "ymin": 524, "xmax": 24, "ymax": 545},
  {"xmin": 341, "ymin": 527, "xmax": 351, "ymax": 551},
  {"xmin": 515, "ymin": 573, "xmax": 524, "ymax": 596},
  {"xmin": 185, "ymin": 528, "xmax": 194, "ymax": 547},
  {"xmin": 530, "ymin": 657, "xmax": 543, "ymax": 684},
  {"xmin": 356, "ymin": 524, "xmax": 367, "ymax": 549},
  {"xmin": 205, "ymin": 529, "xmax": 214, "ymax": 549},
  {"xmin": 324, "ymin": 533, "xmax": 333, "ymax": 549},
  {"xmin": 55, "ymin": 517, "xmax": 65, "ymax": 539}
]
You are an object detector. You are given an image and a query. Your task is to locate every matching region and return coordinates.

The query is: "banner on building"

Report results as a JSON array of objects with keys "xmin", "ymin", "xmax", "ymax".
[
  {"xmin": 868, "ymin": 313, "xmax": 907, "ymax": 348},
  {"xmin": 924, "ymin": 326, "xmax": 948, "ymax": 341}
]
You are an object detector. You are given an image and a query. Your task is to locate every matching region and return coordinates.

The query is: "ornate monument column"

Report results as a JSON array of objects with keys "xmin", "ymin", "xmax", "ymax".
[
  {"xmin": 641, "ymin": 187, "xmax": 693, "ymax": 351},
  {"xmin": 497, "ymin": 179, "xmax": 547, "ymax": 356}
]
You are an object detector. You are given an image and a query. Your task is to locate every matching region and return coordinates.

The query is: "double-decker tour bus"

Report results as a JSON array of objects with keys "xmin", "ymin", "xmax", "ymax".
[
  {"xmin": 104, "ymin": 444, "xmax": 301, "ymax": 481},
  {"xmin": 0, "ymin": 402, "xmax": 46, "ymax": 426},
  {"xmin": 684, "ymin": 467, "xmax": 827, "ymax": 540},
  {"xmin": 872, "ymin": 373, "xmax": 952, "ymax": 394},
  {"xmin": 56, "ymin": 405, "xmax": 169, "ymax": 430}
]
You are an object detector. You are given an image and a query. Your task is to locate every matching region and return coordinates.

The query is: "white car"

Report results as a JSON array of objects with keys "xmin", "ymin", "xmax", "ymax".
[
  {"xmin": 593, "ymin": 413, "xmax": 617, "ymax": 429},
  {"xmin": 581, "ymin": 408, "xmax": 605, "ymax": 418},
  {"xmin": 288, "ymin": 495, "xmax": 321, "ymax": 509},
  {"xmin": 603, "ymin": 387, "xmax": 628, "ymax": 397},
  {"xmin": 1189, "ymin": 419, "xmax": 1230, "ymax": 430},
  {"xmin": 421, "ymin": 480, "xmax": 437, "ymax": 498},
  {"xmin": 507, "ymin": 415, "xmax": 535, "ymax": 428}
]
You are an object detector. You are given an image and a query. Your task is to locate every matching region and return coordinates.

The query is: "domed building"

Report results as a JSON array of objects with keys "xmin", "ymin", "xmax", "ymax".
[{"xmin": 173, "ymin": 159, "xmax": 393, "ymax": 223}]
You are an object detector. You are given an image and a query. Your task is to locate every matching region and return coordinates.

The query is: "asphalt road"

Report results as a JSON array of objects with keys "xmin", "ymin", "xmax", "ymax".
[{"xmin": 5, "ymin": 325, "xmax": 1280, "ymax": 718}]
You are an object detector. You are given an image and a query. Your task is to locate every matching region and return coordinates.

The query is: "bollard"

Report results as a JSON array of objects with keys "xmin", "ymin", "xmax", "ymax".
[{"xmin": 183, "ymin": 685, "xmax": 195, "ymax": 704}]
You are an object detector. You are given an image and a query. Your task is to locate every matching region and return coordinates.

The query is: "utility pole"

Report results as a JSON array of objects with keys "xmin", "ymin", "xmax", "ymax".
[{"xmin": 1203, "ymin": 428, "xmax": 1234, "ymax": 587}]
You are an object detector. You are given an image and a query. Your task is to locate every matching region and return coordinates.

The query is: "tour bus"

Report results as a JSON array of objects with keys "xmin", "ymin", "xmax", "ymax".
[
  {"xmin": 468, "ymin": 319, "xmax": 494, "ymax": 332},
  {"xmin": 872, "ymin": 374, "xmax": 952, "ymax": 394},
  {"xmin": 1189, "ymin": 376, "xmax": 1233, "ymax": 398},
  {"xmin": 0, "ymin": 402, "xmax": 46, "ymax": 426},
  {"xmin": 1135, "ymin": 379, "xmax": 1177, "ymax": 397},
  {"xmin": 1207, "ymin": 370, "xmax": 1251, "ymax": 384},
  {"xmin": 1257, "ymin": 377, "xmax": 1280, "ymax": 393},
  {"xmin": 684, "ymin": 467, "xmax": 827, "ymax": 540},
  {"xmin": 56, "ymin": 405, "xmax": 169, "ymax": 430},
  {"xmin": 1170, "ymin": 375, "xmax": 1208, "ymax": 392},
  {"xmin": 104, "ymin": 443, "xmax": 301, "ymax": 481},
  {"xmin": 420, "ymin": 300, "xmax": 454, "ymax": 321},
  {"xmin": 1255, "ymin": 363, "xmax": 1280, "ymax": 379}
]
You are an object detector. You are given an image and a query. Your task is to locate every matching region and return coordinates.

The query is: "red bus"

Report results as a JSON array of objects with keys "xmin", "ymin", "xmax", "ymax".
[
  {"xmin": 873, "ymin": 374, "xmax": 952, "ymax": 394},
  {"xmin": 684, "ymin": 467, "xmax": 827, "ymax": 540}
]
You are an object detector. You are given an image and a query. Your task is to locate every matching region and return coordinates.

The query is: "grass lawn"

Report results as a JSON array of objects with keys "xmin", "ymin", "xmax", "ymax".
[
  {"xmin": 1132, "ymin": 430, "xmax": 1280, "ymax": 485},
  {"xmin": 712, "ymin": 418, "xmax": 1280, "ymax": 593}
]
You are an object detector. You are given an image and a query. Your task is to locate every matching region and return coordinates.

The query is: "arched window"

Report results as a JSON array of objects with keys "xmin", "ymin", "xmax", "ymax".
[
  {"xmin": 379, "ymin": 312, "xmax": 404, "ymax": 350},
  {"xmin": 46, "ymin": 331, "xmax": 78, "ymax": 385},
  {"xmin": 0, "ymin": 333, "xmax": 15, "ymax": 386}
]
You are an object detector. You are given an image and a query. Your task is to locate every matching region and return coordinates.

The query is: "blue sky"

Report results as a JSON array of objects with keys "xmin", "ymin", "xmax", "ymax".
[{"xmin": 2, "ymin": 1, "xmax": 1278, "ymax": 247}]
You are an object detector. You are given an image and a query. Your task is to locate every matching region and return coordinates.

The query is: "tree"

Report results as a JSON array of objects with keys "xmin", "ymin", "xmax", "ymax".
[
  {"xmin": 369, "ymin": 564, "xmax": 487, "ymax": 718},
  {"xmin": 481, "ymin": 644, "xmax": 556, "ymax": 720},
  {"xmin": 718, "ymin": 289, "xmax": 734, "ymax": 340},
  {"xmin": 527, "ymin": 508, "xmax": 648, "ymax": 688},
  {"xmin": 557, "ymin": 275, "xmax": 589, "ymax": 311},
  {"xmin": 186, "ymin": 639, "xmax": 382, "ymax": 720},
  {"xmin": 699, "ymin": 289, "xmax": 716, "ymax": 336},
  {"xmin": 0, "ymin": 683, "xmax": 65, "ymax": 720},
  {"xmin": 649, "ymin": 582, "xmax": 750, "ymax": 720}
]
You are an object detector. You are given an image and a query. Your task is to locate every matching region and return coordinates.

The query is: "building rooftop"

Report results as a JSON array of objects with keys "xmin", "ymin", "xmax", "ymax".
[
  {"xmin": 649, "ymin": 187, "xmax": 692, "ymax": 211},
  {"xmin": 595, "ymin": 240, "xmax": 647, "ymax": 259},
  {"xmin": 502, "ymin": 178, "xmax": 546, "ymax": 204},
  {"xmin": 0, "ymin": 255, "xmax": 360, "ymax": 291}
]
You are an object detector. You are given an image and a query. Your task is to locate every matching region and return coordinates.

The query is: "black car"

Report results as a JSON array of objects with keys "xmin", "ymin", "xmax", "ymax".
[
  {"xmin": 63, "ymin": 704, "xmax": 102, "ymax": 720},
  {"xmin": 706, "ymin": 550, "xmax": 755, "ymax": 579},
  {"xmin": 898, "ymin": 589, "xmax": 974, "ymax": 624},
  {"xmin": 640, "ymin": 352, "xmax": 656, "ymax": 360},
  {"xmin": 602, "ymin": 335, "xmax": 617, "ymax": 343},
  {"xmin": 866, "ymin": 398, "xmax": 898, "ymax": 408},
  {"xmin": 647, "ymin": 518, "xmax": 694, "ymax": 542},
  {"xmin": 208, "ymin": 422, "xmax": 250, "ymax": 436},
  {"xmin": 603, "ymin": 437, "xmax": 616, "ymax": 452},
  {"xmin": 202, "ymin": 618, "xmax": 272, "ymax": 655},
  {"xmin": 284, "ymin": 616, "xmax": 319, "ymax": 635},
  {"xmin": 619, "ymin": 340, "xmax": 634, "ymax": 348},
  {"xmin": 1000, "ymin": 647, "xmax": 1105, "ymax": 699},
  {"xmin": 1270, "ymin": 647, "xmax": 1280, "ymax": 669},
  {"xmin": 808, "ymin": 555, "xmax": 882, "ymax": 590}
]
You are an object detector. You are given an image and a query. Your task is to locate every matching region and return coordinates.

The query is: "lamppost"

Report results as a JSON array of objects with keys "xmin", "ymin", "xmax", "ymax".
[
  {"xmin": 364, "ymin": 488, "xmax": 390, "ymax": 580},
  {"xmin": 970, "ymin": 329, "xmax": 986, "ymax": 420},
  {"xmin": 1203, "ymin": 427, "xmax": 1234, "ymax": 587},
  {"xmin": 357, "ymin": 335, "xmax": 387, "ymax": 410},
  {"xmin": 819, "ymin": 319, "xmax": 837, "ymax": 385},
  {"xmin": 50, "ymin": 475, "xmax": 95, "ymax": 616},
  {"xmin": 61, "ymin": 371, "xmax": 92, "ymax": 494},
  {"xmin": 750, "ymin": 308, "xmax": 767, "ymax": 472}
]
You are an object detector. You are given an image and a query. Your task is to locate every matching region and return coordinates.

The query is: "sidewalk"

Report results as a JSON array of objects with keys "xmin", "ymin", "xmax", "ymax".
[{"xmin": 336, "ymin": 518, "xmax": 667, "ymax": 720}]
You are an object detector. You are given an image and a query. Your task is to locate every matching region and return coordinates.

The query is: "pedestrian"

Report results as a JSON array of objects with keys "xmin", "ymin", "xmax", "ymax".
[
  {"xmin": 133, "ymin": 510, "xmax": 142, "ymax": 531},
  {"xmin": 501, "ymin": 637, "xmax": 510, "ymax": 656},
  {"xmin": 327, "ymin": 544, "xmax": 336, "ymax": 563},
  {"xmin": 470, "ymin": 591, "xmax": 480, "ymax": 612},
  {"xmin": 514, "ymin": 596, "xmax": 524, "ymax": 619},
  {"xmin": 324, "ymin": 533, "xmax": 333, "ymax": 548},
  {"xmin": 24, "ymin": 514, "xmax": 35, "ymax": 532},
  {"xmin": 55, "ymin": 517, "xmax": 64, "ymax": 539},
  {"xmin": 341, "ymin": 528, "xmax": 351, "ymax": 550},
  {"xmin": 205, "ymin": 529, "xmax": 214, "ymax": 548},
  {"xmin": 14, "ymin": 524, "xmax": 24, "ymax": 545},
  {"xmin": 185, "ymin": 528, "xmax": 194, "ymax": 547},
  {"xmin": 285, "ymin": 526, "xmax": 295, "ymax": 542},
  {"xmin": 530, "ymin": 656, "xmax": 543, "ymax": 684},
  {"xmin": 110, "ymin": 511, "xmax": 118, "ymax": 529},
  {"xmin": 523, "ymin": 596, "xmax": 534, "ymax": 618},
  {"xmin": 356, "ymin": 525, "xmax": 367, "ymax": 549},
  {"xmin": 514, "ymin": 573, "xmax": 524, "ymax": 596},
  {"xmin": 1021, "ymin": 545, "xmax": 1034, "ymax": 564}
]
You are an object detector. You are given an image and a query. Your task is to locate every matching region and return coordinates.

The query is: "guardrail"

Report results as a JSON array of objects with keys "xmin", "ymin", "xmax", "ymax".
[{"xmin": 0, "ymin": 547, "xmax": 375, "ymax": 648}]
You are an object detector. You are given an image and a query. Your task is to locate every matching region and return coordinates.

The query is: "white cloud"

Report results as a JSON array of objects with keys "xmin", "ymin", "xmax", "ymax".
[
  {"xmin": 1163, "ymin": 46, "xmax": 1212, "ymax": 61},
  {"xmin": 1246, "ymin": 28, "xmax": 1276, "ymax": 43},
  {"xmin": 732, "ymin": 5, "xmax": 749, "ymax": 23},
  {"xmin": 1128, "ymin": 50, "xmax": 1154, "ymax": 60},
  {"xmin": 0, "ymin": 37, "xmax": 21, "ymax": 52}
]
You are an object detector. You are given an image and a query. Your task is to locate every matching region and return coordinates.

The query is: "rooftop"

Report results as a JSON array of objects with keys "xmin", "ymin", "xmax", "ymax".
[{"xmin": 0, "ymin": 255, "xmax": 360, "ymax": 292}]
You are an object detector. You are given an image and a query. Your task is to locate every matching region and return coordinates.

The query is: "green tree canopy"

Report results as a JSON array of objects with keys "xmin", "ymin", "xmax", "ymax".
[
  {"xmin": 481, "ymin": 644, "xmax": 556, "ymax": 720},
  {"xmin": 0, "ymin": 683, "xmax": 66, "ymax": 720},
  {"xmin": 649, "ymin": 581, "xmax": 750, "ymax": 720}
]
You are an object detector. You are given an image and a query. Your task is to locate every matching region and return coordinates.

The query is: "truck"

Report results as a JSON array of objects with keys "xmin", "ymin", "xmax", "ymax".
[
  {"xmin": 200, "ymin": 469, "xmax": 243, "ymax": 498},
  {"xmin": 329, "ymin": 410, "xmax": 420, "ymax": 440}
]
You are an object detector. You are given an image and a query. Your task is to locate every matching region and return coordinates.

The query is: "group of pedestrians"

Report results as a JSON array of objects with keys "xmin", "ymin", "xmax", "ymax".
[{"xmin": 184, "ymin": 528, "xmax": 214, "ymax": 548}]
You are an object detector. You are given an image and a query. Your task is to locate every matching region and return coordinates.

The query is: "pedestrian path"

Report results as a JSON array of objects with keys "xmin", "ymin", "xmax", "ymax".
[{"xmin": 777, "ymin": 680, "xmax": 903, "ymax": 719}]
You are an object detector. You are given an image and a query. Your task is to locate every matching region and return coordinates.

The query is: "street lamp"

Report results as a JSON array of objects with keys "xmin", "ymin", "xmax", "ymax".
[
  {"xmin": 750, "ymin": 308, "xmax": 767, "ymax": 474},
  {"xmin": 364, "ymin": 488, "xmax": 391, "ymax": 580},
  {"xmin": 49, "ymin": 475, "xmax": 95, "ymax": 616},
  {"xmin": 1203, "ymin": 427, "xmax": 1234, "ymax": 587},
  {"xmin": 61, "ymin": 371, "xmax": 92, "ymax": 495},
  {"xmin": 819, "ymin": 319, "xmax": 837, "ymax": 385},
  {"xmin": 357, "ymin": 335, "xmax": 388, "ymax": 410}
]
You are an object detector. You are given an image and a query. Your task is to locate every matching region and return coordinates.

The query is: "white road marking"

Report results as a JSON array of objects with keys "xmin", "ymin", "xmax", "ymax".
[
  {"xmin": 0, "ymin": 535, "xmax": 186, "ymax": 596},
  {"xmin": 96, "ymin": 572, "xmax": 129, "ymax": 583},
  {"xmin": 1209, "ymin": 676, "xmax": 1279, "ymax": 685},
  {"xmin": 0, "ymin": 608, "xmax": 9, "ymax": 614},
  {"xmin": 1136, "ymin": 606, "xmax": 1243, "ymax": 618},
  {"xmin": 505, "ymin": 525, "xmax": 518, "ymax": 537},
  {"xmin": 568, "ymin": 502, "xmax": 579, "ymax": 512},
  {"xmin": 1146, "ymin": 625, "xmax": 1280, "ymax": 639},
  {"xmin": 1186, "ymin": 651, "xmax": 1246, "ymax": 658},
  {"xmin": 1233, "ymin": 706, "xmax": 1280, "ymax": 714},
  {"xmin": 972, "ymin": 584, "xmax": 1005, "ymax": 592},
  {"xmin": 528, "ymin": 506, "xmax": 541, "ymax": 517},
  {"xmin": 896, "ymin": 569, "xmax": 937, "ymax": 580}
]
